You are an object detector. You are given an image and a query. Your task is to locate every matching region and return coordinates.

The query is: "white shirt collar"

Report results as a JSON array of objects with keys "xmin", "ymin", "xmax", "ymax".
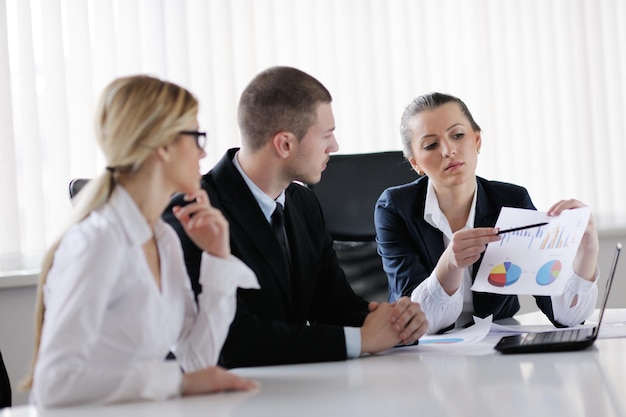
[
  {"xmin": 232, "ymin": 151, "xmax": 286, "ymax": 223},
  {"xmin": 108, "ymin": 185, "xmax": 164, "ymax": 246},
  {"xmin": 423, "ymin": 178, "xmax": 478, "ymax": 241}
]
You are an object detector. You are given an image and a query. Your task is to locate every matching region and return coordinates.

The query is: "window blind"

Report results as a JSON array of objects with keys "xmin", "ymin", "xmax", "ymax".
[{"xmin": 1, "ymin": 0, "xmax": 624, "ymax": 272}]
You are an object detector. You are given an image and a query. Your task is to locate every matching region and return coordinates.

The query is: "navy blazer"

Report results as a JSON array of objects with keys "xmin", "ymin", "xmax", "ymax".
[
  {"xmin": 375, "ymin": 176, "xmax": 555, "ymax": 325},
  {"xmin": 164, "ymin": 148, "xmax": 369, "ymax": 368}
]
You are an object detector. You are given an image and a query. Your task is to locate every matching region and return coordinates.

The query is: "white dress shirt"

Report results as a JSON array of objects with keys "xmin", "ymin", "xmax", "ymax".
[
  {"xmin": 411, "ymin": 179, "xmax": 598, "ymax": 334},
  {"xmin": 31, "ymin": 186, "xmax": 258, "ymax": 408}
]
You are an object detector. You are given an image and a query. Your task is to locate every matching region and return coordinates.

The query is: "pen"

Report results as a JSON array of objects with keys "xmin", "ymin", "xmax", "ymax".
[{"xmin": 497, "ymin": 222, "xmax": 548, "ymax": 235}]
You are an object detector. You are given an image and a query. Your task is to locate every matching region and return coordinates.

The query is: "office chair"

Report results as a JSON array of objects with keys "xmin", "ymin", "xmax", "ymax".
[
  {"xmin": 68, "ymin": 178, "xmax": 90, "ymax": 199},
  {"xmin": 0, "ymin": 350, "xmax": 11, "ymax": 409},
  {"xmin": 311, "ymin": 151, "xmax": 418, "ymax": 302}
]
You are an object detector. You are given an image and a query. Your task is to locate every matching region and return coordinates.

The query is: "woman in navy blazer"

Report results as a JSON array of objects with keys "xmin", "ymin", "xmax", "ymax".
[{"xmin": 374, "ymin": 93, "xmax": 600, "ymax": 334}]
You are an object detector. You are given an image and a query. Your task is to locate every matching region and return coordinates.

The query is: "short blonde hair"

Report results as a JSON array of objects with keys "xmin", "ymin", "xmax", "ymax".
[{"xmin": 97, "ymin": 74, "xmax": 199, "ymax": 172}]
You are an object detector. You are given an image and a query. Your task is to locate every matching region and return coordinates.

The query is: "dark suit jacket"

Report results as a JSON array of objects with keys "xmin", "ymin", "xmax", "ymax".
[
  {"xmin": 374, "ymin": 175, "xmax": 556, "ymax": 326},
  {"xmin": 164, "ymin": 148, "xmax": 369, "ymax": 368}
]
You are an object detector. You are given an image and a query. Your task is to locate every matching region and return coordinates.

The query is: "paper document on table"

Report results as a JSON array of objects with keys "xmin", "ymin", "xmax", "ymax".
[
  {"xmin": 418, "ymin": 315, "xmax": 492, "ymax": 346},
  {"xmin": 588, "ymin": 308, "xmax": 626, "ymax": 339},
  {"xmin": 472, "ymin": 206, "xmax": 591, "ymax": 296}
]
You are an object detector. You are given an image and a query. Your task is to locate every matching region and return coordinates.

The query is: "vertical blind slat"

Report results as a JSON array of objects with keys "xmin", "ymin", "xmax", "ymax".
[{"xmin": 0, "ymin": 0, "xmax": 20, "ymax": 270}]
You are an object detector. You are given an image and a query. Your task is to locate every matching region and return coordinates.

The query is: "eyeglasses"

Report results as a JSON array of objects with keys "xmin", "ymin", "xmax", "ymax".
[{"xmin": 179, "ymin": 130, "xmax": 207, "ymax": 149}]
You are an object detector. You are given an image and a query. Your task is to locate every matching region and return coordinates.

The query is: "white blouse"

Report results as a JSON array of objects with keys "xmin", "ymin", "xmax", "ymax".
[{"xmin": 31, "ymin": 186, "xmax": 258, "ymax": 408}]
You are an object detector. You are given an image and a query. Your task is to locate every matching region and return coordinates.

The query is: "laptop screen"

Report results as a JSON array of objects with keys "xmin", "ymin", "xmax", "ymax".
[{"xmin": 592, "ymin": 243, "xmax": 621, "ymax": 337}]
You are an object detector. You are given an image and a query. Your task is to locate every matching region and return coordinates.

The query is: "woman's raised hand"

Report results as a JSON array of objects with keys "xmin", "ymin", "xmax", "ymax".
[{"xmin": 173, "ymin": 190, "xmax": 230, "ymax": 259}]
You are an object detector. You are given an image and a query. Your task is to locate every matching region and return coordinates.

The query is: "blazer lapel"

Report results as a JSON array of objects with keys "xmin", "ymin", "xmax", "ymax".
[
  {"xmin": 411, "ymin": 179, "xmax": 445, "ymax": 269},
  {"xmin": 282, "ymin": 191, "xmax": 305, "ymax": 310},
  {"xmin": 471, "ymin": 179, "xmax": 501, "ymax": 277},
  {"xmin": 471, "ymin": 178, "xmax": 507, "ymax": 315},
  {"xmin": 211, "ymin": 150, "xmax": 294, "ymax": 307}
]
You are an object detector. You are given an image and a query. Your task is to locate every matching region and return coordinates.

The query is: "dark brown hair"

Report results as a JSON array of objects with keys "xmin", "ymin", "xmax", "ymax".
[{"xmin": 237, "ymin": 66, "xmax": 332, "ymax": 150}]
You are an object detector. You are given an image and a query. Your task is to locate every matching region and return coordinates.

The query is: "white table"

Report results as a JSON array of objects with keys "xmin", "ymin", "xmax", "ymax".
[{"xmin": 3, "ymin": 310, "xmax": 626, "ymax": 417}]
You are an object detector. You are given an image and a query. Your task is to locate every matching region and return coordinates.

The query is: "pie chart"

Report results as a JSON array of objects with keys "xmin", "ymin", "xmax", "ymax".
[
  {"xmin": 536, "ymin": 260, "xmax": 562, "ymax": 286},
  {"xmin": 488, "ymin": 262, "xmax": 522, "ymax": 287}
]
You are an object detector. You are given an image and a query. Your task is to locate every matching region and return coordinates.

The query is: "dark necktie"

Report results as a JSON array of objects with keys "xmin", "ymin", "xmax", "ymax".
[{"xmin": 271, "ymin": 203, "xmax": 292, "ymax": 277}]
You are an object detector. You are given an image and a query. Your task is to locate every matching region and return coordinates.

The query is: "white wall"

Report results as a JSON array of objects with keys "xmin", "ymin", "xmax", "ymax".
[
  {"xmin": 1, "ymin": 232, "xmax": 625, "ymax": 406},
  {"xmin": 0, "ymin": 279, "xmax": 36, "ymax": 406}
]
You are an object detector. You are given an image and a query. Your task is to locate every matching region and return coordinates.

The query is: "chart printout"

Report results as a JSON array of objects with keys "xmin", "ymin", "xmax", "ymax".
[{"xmin": 472, "ymin": 206, "xmax": 591, "ymax": 296}]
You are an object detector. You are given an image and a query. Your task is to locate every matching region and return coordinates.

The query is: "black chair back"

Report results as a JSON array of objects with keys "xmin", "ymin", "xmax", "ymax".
[
  {"xmin": 312, "ymin": 151, "xmax": 417, "ymax": 241},
  {"xmin": 311, "ymin": 151, "xmax": 418, "ymax": 301},
  {"xmin": 68, "ymin": 178, "xmax": 90, "ymax": 199}
]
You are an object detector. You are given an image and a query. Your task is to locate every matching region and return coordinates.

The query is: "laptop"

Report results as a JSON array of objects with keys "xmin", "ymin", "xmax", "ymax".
[{"xmin": 494, "ymin": 242, "xmax": 621, "ymax": 354}]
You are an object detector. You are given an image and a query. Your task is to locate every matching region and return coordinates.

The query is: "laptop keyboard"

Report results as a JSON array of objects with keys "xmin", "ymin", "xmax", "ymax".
[{"xmin": 522, "ymin": 328, "xmax": 592, "ymax": 345}]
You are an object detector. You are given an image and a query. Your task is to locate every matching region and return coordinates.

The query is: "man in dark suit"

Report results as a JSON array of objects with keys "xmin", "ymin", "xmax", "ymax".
[{"xmin": 165, "ymin": 66, "xmax": 428, "ymax": 368}]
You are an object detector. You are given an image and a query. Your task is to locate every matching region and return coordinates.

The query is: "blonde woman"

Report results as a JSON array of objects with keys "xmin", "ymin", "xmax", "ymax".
[{"xmin": 25, "ymin": 75, "xmax": 258, "ymax": 408}]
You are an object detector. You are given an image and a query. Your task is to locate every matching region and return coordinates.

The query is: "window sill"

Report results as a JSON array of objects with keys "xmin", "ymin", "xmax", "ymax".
[
  {"xmin": 0, "ymin": 270, "xmax": 39, "ymax": 289},
  {"xmin": 598, "ymin": 227, "xmax": 626, "ymax": 239},
  {"xmin": 0, "ymin": 228, "xmax": 624, "ymax": 290}
]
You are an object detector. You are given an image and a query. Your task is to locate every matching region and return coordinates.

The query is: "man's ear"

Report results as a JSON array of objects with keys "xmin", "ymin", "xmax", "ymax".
[{"xmin": 272, "ymin": 131, "xmax": 295, "ymax": 158}]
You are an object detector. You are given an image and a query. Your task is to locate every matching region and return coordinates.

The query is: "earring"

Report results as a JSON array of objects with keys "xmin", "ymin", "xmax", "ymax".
[
  {"xmin": 416, "ymin": 168, "xmax": 422, "ymax": 176},
  {"xmin": 477, "ymin": 149, "xmax": 480, "ymax": 155}
]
